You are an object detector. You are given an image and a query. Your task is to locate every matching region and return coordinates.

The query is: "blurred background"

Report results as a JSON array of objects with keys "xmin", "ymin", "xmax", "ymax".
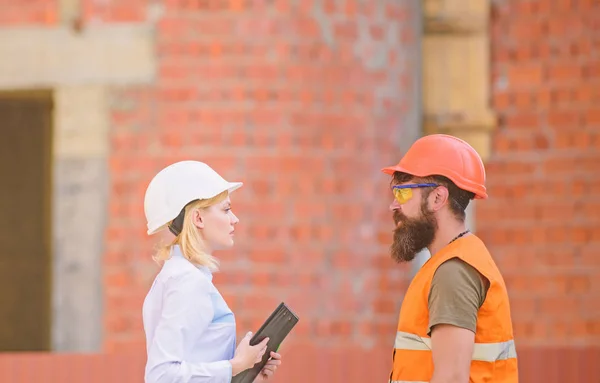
[{"xmin": 0, "ymin": 0, "xmax": 599, "ymax": 382}]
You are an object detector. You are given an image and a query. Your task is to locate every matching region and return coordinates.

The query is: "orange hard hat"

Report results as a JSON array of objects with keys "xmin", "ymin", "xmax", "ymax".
[{"xmin": 382, "ymin": 134, "xmax": 488, "ymax": 199}]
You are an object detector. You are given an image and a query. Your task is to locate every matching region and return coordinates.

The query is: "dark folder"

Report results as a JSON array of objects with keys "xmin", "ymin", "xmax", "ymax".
[{"xmin": 231, "ymin": 302, "xmax": 299, "ymax": 383}]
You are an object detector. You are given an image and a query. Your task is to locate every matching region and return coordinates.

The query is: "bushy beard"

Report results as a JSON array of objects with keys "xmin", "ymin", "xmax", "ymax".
[{"xmin": 390, "ymin": 199, "xmax": 437, "ymax": 263}]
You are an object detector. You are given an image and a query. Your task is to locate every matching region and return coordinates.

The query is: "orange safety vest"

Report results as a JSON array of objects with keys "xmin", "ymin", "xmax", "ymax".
[{"xmin": 390, "ymin": 234, "xmax": 518, "ymax": 383}]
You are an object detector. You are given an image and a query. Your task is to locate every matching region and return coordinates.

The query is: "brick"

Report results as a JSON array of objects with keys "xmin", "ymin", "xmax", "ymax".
[
  {"xmin": 550, "ymin": 88, "xmax": 573, "ymax": 106},
  {"xmin": 547, "ymin": 63, "xmax": 583, "ymax": 82},
  {"xmin": 534, "ymin": 89, "xmax": 552, "ymax": 108},
  {"xmin": 574, "ymin": 84, "xmax": 599, "ymax": 103},
  {"xmin": 578, "ymin": 201, "xmax": 600, "ymax": 221},
  {"xmin": 239, "ymin": 292, "xmax": 284, "ymax": 314},
  {"xmin": 546, "ymin": 16, "xmax": 580, "ymax": 38},
  {"xmin": 490, "ymin": 131, "xmax": 550, "ymax": 154},
  {"xmin": 507, "ymin": 64, "xmax": 544, "ymax": 87},
  {"xmin": 569, "ymin": 39, "xmax": 594, "ymax": 57},
  {"xmin": 104, "ymin": 269, "xmax": 133, "ymax": 289},
  {"xmin": 492, "ymin": 45, "xmax": 512, "ymax": 64},
  {"xmin": 539, "ymin": 297, "xmax": 581, "ymax": 318},
  {"xmin": 496, "ymin": 247, "xmax": 537, "ymax": 271},
  {"xmin": 583, "ymin": 60, "xmax": 600, "ymax": 78},
  {"xmin": 492, "ymin": 92, "xmax": 511, "ymax": 109},
  {"xmin": 509, "ymin": 19, "xmax": 547, "ymax": 41},
  {"xmin": 584, "ymin": 109, "xmax": 600, "ymax": 126},
  {"xmin": 537, "ymin": 201, "xmax": 577, "ymax": 222},
  {"xmin": 547, "ymin": 110, "xmax": 581, "ymax": 127},
  {"xmin": 540, "ymin": 247, "xmax": 577, "ymax": 268},
  {"xmin": 555, "ymin": 130, "xmax": 599, "ymax": 149},
  {"xmin": 334, "ymin": 22, "xmax": 359, "ymax": 40},
  {"xmin": 104, "ymin": 314, "xmax": 132, "ymax": 334},
  {"xmin": 82, "ymin": 0, "xmax": 147, "ymax": 23},
  {"xmin": 248, "ymin": 248, "xmax": 287, "ymax": 265},
  {"xmin": 513, "ymin": 91, "xmax": 535, "ymax": 109},
  {"xmin": 567, "ymin": 275, "xmax": 592, "ymax": 294},
  {"xmin": 288, "ymin": 247, "xmax": 326, "ymax": 269}
]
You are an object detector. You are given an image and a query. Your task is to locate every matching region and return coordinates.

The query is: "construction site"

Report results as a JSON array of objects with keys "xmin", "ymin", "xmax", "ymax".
[{"xmin": 0, "ymin": 0, "xmax": 598, "ymax": 382}]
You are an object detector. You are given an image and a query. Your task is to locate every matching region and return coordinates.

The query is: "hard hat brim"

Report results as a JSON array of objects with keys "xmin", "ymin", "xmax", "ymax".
[{"xmin": 381, "ymin": 164, "xmax": 411, "ymax": 176}]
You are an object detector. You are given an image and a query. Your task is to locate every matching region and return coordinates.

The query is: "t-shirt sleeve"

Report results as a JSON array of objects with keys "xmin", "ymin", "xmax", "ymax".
[{"xmin": 427, "ymin": 257, "xmax": 490, "ymax": 336}]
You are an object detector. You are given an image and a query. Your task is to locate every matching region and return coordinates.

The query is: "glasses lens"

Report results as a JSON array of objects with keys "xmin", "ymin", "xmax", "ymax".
[{"xmin": 394, "ymin": 188, "xmax": 412, "ymax": 204}]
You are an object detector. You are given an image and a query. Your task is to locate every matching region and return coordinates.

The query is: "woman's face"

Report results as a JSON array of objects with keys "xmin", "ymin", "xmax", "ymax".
[{"xmin": 193, "ymin": 196, "xmax": 239, "ymax": 252}]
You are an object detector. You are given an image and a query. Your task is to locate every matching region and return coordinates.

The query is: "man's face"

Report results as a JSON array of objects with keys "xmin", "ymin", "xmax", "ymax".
[{"xmin": 389, "ymin": 181, "xmax": 438, "ymax": 263}]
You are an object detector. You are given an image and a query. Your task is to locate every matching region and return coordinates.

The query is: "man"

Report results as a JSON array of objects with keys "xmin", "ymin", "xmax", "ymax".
[{"xmin": 381, "ymin": 134, "xmax": 518, "ymax": 383}]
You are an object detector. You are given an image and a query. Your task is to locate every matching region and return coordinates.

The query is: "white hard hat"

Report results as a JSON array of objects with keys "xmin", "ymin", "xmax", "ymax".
[{"xmin": 144, "ymin": 160, "xmax": 243, "ymax": 235}]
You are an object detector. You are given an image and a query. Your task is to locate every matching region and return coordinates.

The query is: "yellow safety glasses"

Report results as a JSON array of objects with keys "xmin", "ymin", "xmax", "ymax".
[{"xmin": 392, "ymin": 183, "xmax": 438, "ymax": 204}]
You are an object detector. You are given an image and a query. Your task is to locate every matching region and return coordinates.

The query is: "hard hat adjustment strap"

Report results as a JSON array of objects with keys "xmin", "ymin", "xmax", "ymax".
[
  {"xmin": 168, "ymin": 207, "xmax": 186, "ymax": 236},
  {"xmin": 168, "ymin": 199, "xmax": 201, "ymax": 236}
]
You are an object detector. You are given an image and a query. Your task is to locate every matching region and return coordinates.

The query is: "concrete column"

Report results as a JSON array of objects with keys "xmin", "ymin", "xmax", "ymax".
[
  {"xmin": 51, "ymin": 86, "xmax": 109, "ymax": 352},
  {"xmin": 411, "ymin": 0, "xmax": 493, "ymax": 278}
]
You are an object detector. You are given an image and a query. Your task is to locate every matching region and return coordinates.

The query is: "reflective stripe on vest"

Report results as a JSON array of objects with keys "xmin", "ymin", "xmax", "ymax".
[{"xmin": 394, "ymin": 331, "xmax": 517, "ymax": 362}]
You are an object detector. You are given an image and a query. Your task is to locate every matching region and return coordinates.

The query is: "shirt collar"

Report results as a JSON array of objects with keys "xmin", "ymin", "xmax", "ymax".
[{"xmin": 171, "ymin": 245, "xmax": 213, "ymax": 280}]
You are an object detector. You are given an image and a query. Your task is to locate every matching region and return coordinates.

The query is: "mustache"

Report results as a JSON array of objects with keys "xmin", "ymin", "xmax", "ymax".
[{"xmin": 393, "ymin": 210, "xmax": 405, "ymax": 225}]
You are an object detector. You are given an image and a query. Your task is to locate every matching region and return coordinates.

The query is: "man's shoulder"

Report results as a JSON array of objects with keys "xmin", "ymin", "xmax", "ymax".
[
  {"xmin": 431, "ymin": 257, "xmax": 490, "ymax": 307},
  {"xmin": 433, "ymin": 257, "xmax": 489, "ymax": 287}
]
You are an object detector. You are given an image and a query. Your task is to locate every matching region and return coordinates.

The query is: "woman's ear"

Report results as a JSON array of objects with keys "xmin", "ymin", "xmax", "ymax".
[{"xmin": 191, "ymin": 209, "xmax": 204, "ymax": 229}]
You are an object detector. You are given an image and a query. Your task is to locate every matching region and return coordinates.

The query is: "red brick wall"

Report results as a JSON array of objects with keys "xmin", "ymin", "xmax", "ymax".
[
  {"xmin": 0, "ymin": 0, "xmax": 147, "ymax": 26},
  {"xmin": 81, "ymin": 0, "xmax": 148, "ymax": 23},
  {"xmin": 481, "ymin": 0, "xmax": 600, "ymax": 376},
  {"xmin": 0, "ymin": 0, "xmax": 57, "ymax": 25},
  {"xmin": 3, "ymin": 0, "xmax": 600, "ymax": 382},
  {"xmin": 105, "ymin": 1, "xmax": 420, "ymax": 382}
]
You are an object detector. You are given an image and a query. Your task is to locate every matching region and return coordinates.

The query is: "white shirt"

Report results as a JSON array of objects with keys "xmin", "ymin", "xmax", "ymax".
[{"xmin": 143, "ymin": 245, "xmax": 237, "ymax": 383}]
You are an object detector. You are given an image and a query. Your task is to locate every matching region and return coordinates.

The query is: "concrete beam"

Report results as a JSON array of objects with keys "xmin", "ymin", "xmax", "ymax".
[{"xmin": 0, "ymin": 25, "xmax": 155, "ymax": 89}]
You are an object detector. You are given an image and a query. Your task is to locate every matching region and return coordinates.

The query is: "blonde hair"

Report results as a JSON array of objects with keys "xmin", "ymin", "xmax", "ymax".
[{"xmin": 154, "ymin": 190, "xmax": 229, "ymax": 271}]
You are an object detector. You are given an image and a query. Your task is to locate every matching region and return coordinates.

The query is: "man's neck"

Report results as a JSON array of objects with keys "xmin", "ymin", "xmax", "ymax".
[{"xmin": 427, "ymin": 221, "xmax": 469, "ymax": 257}]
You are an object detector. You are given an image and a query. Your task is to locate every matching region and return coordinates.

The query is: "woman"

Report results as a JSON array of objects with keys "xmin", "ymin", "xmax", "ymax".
[{"xmin": 142, "ymin": 160, "xmax": 282, "ymax": 382}]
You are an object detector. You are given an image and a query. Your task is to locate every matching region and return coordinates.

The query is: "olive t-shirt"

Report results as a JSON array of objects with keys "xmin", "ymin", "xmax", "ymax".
[{"xmin": 427, "ymin": 257, "xmax": 491, "ymax": 336}]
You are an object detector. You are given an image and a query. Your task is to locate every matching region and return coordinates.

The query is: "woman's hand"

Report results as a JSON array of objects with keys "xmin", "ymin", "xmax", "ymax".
[
  {"xmin": 230, "ymin": 332, "xmax": 270, "ymax": 376},
  {"xmin": 254, "ymin": 351, "xmax": 282, "ymax": 382}
]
